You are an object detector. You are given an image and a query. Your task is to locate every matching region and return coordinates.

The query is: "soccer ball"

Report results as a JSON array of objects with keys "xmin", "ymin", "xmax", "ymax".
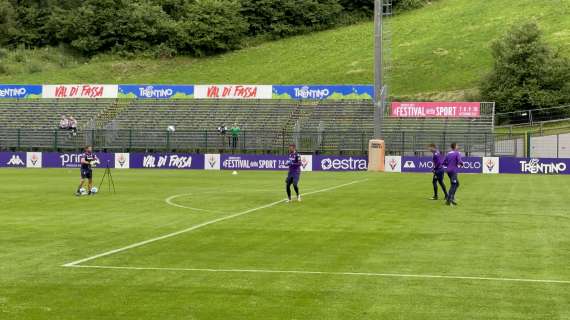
[
  {"xmin": 232, "ymin": 171, "xmax": 238, "ymax": 175},
  {"xmin": 91, "ymin": 160, "xmax": 100, "ymax": 168},
  {"xmin": 79, "ymin": 188, "xmax": 88, "ymax": 196},
  {"xmin": 91, "ymin": 187, "xmax": 98, "ymax": 194}
]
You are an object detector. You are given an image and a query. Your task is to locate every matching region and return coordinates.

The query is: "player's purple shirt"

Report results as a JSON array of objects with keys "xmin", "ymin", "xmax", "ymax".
[
  {"xmin": 80, "ymin": 152, "xmax": 98, "ymax": 170},
  {"xmin": 288, "ymin": 152, "xmax": 301, "ymax": 175},
  {"xmin": 443, "ymin": 150, "xmax": 463, "ymax": 173},
  {"xmin": 432, "ymin": 149, "xmax": 444, "ymax": 170}
]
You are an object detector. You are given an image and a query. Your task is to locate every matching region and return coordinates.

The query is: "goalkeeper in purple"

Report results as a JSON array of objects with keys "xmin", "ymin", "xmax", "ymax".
[
  {"xmin": 285, "ymin": 144, "xmax": 302, "ymax": 202},
  {"xmin": 443, "ymin": 142, "xmax": 464, "ymax": 206}
]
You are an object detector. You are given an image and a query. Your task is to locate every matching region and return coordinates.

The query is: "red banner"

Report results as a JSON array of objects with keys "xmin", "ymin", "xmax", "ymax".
[{"xmin": 390, "ymin": 102, "xmax": 481, "ymax": 118}]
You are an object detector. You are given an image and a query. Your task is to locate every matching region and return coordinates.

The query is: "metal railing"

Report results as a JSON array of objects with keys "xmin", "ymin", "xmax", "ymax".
[
  {"xmin": 0, "ymin": 128, "xmax": 373, "ymax": 155},
  {"xmin": 495, "ymin": 105, "xmax": 570, "ymax": 126}
]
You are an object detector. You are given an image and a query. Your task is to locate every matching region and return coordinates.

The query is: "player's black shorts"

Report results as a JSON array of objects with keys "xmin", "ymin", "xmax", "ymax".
[
  {"xmin": 286, "ymin": 173, "xmax": 300, "ymax": 185},
  {"xmin": 433, "ymin": 168, "xmax": 445, "ymax": 181},
  {"xmin": 81, "ymin": 168, "xmax": 93, "ymax": 179}
]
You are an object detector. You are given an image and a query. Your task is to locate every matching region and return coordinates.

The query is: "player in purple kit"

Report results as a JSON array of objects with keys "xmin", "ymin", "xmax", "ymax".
[
  {"xmin": 429, "ymin": 144, "xmax": 448, "ymax": 201},
  {"xmin": 75, "ymin": 146, "xmax": 99, "ymax": 196},
  {"xmin": 285, "ymin": 144, "xmax": 301, "ymax": 202},
  {"xmin": 443, "ymin": 142, "xmax": 463, "ymax": 206}
]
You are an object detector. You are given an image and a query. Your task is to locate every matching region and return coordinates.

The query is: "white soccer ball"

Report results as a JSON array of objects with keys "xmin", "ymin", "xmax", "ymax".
[
  {"xmin": 232, "ymin": 171, "xmax": 238, "ymax": 175},
  {"xmin": 91, "ymin": 187, "xmax": 98, "ymax": 194},
  {"xmin": 91, "ymin": 160, "xmax": 100, "ymax": 168},
  {"xmin": 79, "ymin": 188, "xmax": 88, "ymax": 196}
]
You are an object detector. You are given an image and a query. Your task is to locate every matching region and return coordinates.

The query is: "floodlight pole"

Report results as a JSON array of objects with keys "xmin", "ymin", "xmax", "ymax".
[{"xmin": 374, "ymin": 0, "xmax": 384, "ymax": 139}]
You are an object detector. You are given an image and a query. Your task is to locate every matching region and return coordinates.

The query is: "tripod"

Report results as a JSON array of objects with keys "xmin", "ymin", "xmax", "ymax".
[{"xmin": 98, "ymin": 160, "xmax": 116, "ymax": 194}]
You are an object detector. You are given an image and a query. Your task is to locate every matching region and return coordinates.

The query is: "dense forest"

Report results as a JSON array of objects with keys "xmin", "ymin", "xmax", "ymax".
[{"xmin": 0, "ymin": 0, "xmax": 433, "ymax": 57}]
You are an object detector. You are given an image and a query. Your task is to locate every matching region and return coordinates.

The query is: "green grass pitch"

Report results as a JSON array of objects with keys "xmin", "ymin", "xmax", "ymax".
[{"xmin": 1, "ymin": 169, "xmax": 569, "ymax": 319}]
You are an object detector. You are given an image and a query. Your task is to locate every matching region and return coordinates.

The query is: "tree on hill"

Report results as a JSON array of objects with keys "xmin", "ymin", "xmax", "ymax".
[{"xmin": 481, "ymin": 21, "xmax": 570, "ymax": 113}]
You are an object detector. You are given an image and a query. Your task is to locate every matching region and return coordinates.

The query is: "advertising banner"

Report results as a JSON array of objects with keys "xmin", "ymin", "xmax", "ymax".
[
  {"xmin": 42, "ymin": 152, "xmax": 115, "ymax": 168},
  {"xmin": 118, "ymin": 85, "xmax": 194, "ymax": 99},
  {"xmin": 272, "ymin": 85, "xmax": 373, "ymax": 100},
  {"xmin": 300, "ymin": 155, "xmax": 313, "ymax": 172},
  {"xmin": 401, "ymin": 156, "xmax": 483, "ymax": 173},
  {"xmin": 482, "ymin": 157, "xmax": 500, "ymax": 174},
  {"xmin": 205, "ymin": 154, "xmax": 221, "ymax": 170},
  {"xmin": 499, "ymin": 158, "xmax": 570, "ymax": 175},
  {"xmin": 384, "ymin": 156, "xmax": 402, "ymax": 173},
  {"xmin": 313, "ymin": 155, "xmax": 368, "ymax": 171},
  {"xmin": 42, "ymin": 85, "xmax": 119, "ymax": 99},
  {"xmin": 221, "ymin": 154, "xmax": 290, "ymax": 171},
  {"xmin": 0, "ymin": 85, "xmax": 42, "ymax": 99},
  {"xmin": 114, "ymin": 153, "xmax": 130, "ymax": 169},
  {"xmin": 26, "ymin": 152, "xmax": 42, "ymax": 168},
  {"xmin": 391, "ymin": 102, "xmax": 481, "ymax": 118},
  {"xmin": 195, "ymin": 85, "xmax": 273, "ymax": 99},
  {"xmin": 0, "ymin": 152, "xmax": 26, "ymax": 167},
  {"xmin": 130, "ymin": 153, "xmax": 204, "ymax": 169}
]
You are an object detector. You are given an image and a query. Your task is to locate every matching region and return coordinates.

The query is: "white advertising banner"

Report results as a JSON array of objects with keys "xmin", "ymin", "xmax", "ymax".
[
  {"xmin": 205, "ymin": 154, "xmax": 221, "ymax": 170},
  {"xmin": 194, "ymin": 85, "xmax": 273, "ymax": 99},
  {"xmin": 482, "ymin": 157, "xmax": 500, "ymax": 174},
  {"xmin": 300, "ymin": 155, "xmax": 313, "ymax": 172},
  {"xmin": 384, "ymin": 156, "xmax": 402, "ymax": 173},
  {"xmin": 114, "ymin": 153, "xmax": 130, "ymax": 169},
  {"xmin": 26, "ymin": 152, "xmax": 42, "ymax": 168},
  {"xmin": 42, "ymin": 84, "xmax": 119, "ymax": 99}
]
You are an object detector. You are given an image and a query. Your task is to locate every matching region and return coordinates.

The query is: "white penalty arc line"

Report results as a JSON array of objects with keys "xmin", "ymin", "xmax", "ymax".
[
  {"xmin": 65, "ymin": 265, "xmax": 570, "ymax": 285},
  {"xmin": 62, "ymin": 179, "xmax": 368, "ymax": 267},
  {"xmin": 165, "ymin": 193, "xmax": 224, "ymax": 214}
]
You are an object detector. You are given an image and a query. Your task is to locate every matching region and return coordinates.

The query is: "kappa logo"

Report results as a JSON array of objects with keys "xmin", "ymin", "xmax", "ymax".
[
  {"xmin": 389, "ymin": 158, "xmax": 399, "ymax": 170},
  {"xmin": 403, "ymin": 161, "xmax": 416, "ymax": 169},
  {"xmin": 7, "ymin": 155, "xmax": 24, "ymax": 166}
]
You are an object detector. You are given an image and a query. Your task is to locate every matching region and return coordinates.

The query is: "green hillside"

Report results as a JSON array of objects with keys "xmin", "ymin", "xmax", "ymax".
[{"xmin": 1, "ymin": 0, "xmax": 569, "ymax": 98}]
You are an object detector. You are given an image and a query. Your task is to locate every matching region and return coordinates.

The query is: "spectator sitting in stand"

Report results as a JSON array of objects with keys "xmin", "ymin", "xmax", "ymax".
[
  {"xmin": 68, "ymin": 116, "xmax": 78, "ymax": 136},
  {"xmin": 59, "ymin": 115, "xmax": 69, "ymax": 130}
]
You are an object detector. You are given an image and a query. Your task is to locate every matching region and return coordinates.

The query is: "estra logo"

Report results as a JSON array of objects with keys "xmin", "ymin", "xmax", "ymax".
[{"xmin": 320, "ymin": 157, "xmax": 367, "ymax": 171}]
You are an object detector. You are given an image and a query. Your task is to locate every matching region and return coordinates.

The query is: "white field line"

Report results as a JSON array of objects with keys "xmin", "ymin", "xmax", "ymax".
[
  {"xmin": 62, "ymin": 179, "xmax": 368, "ymax": 267},
  {"xmin": 165, "ymin": 193, "xmax": 224, "ymax": 214},
  {"xmin": 65, "ymin": 265, "xmax": 570, "ymax": 285}
]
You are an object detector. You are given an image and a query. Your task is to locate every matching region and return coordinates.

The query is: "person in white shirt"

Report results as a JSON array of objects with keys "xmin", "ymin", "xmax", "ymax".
[{"xmin": 59, "ymin": 115, "xmax": 69, "ymax": 130}]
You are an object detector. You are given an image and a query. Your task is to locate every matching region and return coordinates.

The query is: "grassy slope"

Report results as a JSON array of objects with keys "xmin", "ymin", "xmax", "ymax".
[
  {"xmin": 0, "ymin": 0, "xmax": 569, "ymax": 97},
  {"xmin": 1, "ymin": 169, "xmax": 569, "ymax": 319}
]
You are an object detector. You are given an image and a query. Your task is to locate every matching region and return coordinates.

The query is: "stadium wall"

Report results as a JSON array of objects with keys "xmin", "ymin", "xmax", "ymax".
[{"xmin": 0, "ymin": 152, "xmax": 568, "ymax": 175}]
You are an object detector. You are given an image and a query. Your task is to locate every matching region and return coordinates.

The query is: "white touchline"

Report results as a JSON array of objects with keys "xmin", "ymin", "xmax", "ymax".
[
  {"xmin": 66, "ymin": 265, "xmax": 570, "ymax": 285},
  {"xmin": 62, "ymin": 179, "xmax": 368, "ymax": 267}
]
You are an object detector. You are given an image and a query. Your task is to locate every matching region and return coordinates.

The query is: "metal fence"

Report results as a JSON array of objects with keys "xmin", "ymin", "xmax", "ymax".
[
  {"xmin": 4, "ymin": 128, "xmax": 568, "ymax": 157},
  {"xmin": 495, "ymin": 104, "xmax": 570, "ymax": 126},
  {"xmin": 0, "ymin": 128, "xmax": 374, "ymax": 155}
]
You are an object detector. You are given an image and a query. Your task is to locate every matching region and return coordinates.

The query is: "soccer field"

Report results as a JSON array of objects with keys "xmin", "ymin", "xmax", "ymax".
[{"xmin": 1, "ymin": 169, "xmax": 569, "ymax": 319}]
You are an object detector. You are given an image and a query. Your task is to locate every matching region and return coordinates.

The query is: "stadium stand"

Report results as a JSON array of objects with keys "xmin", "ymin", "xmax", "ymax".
[
  {"xmin": 0, "ymin": 99, "xmax": 375, "ymax": 153},
  {"xmin": 0, "ymin": 100, "xmax": 113, "ymax": 150}
]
